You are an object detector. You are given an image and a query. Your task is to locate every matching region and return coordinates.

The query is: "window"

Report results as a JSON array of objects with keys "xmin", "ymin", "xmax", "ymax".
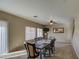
[
  {"xmin": 37, "ymin": 28, "xmax": 43, "ymax": 37},
  {"xmin": 0, "ymin": 21, "xmax": 8, "ymax": 55},
  {"xmin": 25, "ymin": 27, "xmax": 36, "ymax": 40}
]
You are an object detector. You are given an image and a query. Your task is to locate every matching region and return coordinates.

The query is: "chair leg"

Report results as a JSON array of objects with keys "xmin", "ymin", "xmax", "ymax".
[
  {"xmin": 49, "ymin": 48, "xmax": 51, "ymax": 56},
  {"xmin": 51, "ymin": 48, "xmax": 53, "ymax": 54},
  {"xmin": 43, "ymin": 49, "xmax": 46, "ymax": 57},
  {"xmin": 27, "ymin": 57, "xmax": 29, "ymax": 59},
  {"xmin": 53, "ymin": 47, "xmax": 56, "ymax": 54},
  {"xmin": 54, "ymin": 47, "xmax": 55, "ymax": 51}
]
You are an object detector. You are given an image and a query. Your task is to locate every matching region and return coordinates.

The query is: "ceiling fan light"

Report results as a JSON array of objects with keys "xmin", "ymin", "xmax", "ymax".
[
  {"xmin": 50, "ymin": 23, "xmax": 53, "ymax": 25},
  {"xmin": 49, "ymin": 20, "xmax": 53, "ymax": 25}
]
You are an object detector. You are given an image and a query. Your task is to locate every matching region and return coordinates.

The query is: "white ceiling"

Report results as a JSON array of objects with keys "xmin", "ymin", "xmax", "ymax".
[{"xmin": 0, "ymin": 0, "xmax": 79, "ymax": 25}]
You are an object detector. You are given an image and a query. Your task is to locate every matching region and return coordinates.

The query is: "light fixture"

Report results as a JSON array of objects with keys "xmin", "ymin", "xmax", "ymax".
[
  {"xmin": 49, "ymin": 16, "xmax": 54, "ymax": 25},
  {"xmin": 33, "ymin": 16, "xmax": 38, "ymax": 18},
  {"xmin": 49, "ymin": 20, "xmax": 53, "ymax": 25},
  {"xmin": 49, "ymin": 16, "xmax": 57, "ymax": 25}
]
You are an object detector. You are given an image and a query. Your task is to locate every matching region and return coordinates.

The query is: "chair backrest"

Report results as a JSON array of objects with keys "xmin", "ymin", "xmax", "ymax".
[
  {"xmin": 26, "ymin": 43, "xmax": 39, "ymax": 58},
  {"xmin": 35, "ymin": 37, "xmax": 43, "ymax": 41},
  {"xmin": 50, "ymin": 38, "xmax": 56, "ymax": 47},
  {"xmin": 24, "ymin": 42, "xmax": 27, "ymax": 49}
]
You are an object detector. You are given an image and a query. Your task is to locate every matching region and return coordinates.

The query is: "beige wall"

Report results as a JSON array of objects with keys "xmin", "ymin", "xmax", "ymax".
[
  {"xmin": 0, "ymin": 11, "xmax": 44, "ymax": 52},
  {"xmin": 47, "ymin": 23, "xmax": 73, "ymax": 43}
]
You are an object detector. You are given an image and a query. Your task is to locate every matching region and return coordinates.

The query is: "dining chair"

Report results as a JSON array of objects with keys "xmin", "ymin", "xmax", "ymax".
[
  {"xmin": 24, "ymin": 42, "xmax": 27, "ymax": 49},
  {"xmin": 44, "ymin": 38, "xmax": 56, "ymax": 56},
  {"xmin": 50, "ymin": 38, "xmax": 56, "ymax": 53},
  {"xmin": 26, "ymin": 43, "xmax": 39, "ymax": 59}
]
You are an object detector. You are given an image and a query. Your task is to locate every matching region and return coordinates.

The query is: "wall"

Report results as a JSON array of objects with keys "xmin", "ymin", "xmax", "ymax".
[
  {"xmin": 47, "ymin": 22, "xmax": 73, "ymax": 43},
  {"xmin": 0, "ymin": 11, "xmax": 44, "ymax": 52},
  {"xmin": 72, "ymin": 17, "xmax": 79, "ymax": 58}
]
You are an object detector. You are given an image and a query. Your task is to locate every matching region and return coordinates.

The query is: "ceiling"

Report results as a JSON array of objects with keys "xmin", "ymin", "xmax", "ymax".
[{"xmin": 0, "ymin": 0, "xmax": 79, "ymax": 25}]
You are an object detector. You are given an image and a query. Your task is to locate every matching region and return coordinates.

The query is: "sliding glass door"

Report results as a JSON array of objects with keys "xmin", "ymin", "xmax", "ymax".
[{"xmin": 0, "ymin": 21, "xmax": 8, "ymax": 55}]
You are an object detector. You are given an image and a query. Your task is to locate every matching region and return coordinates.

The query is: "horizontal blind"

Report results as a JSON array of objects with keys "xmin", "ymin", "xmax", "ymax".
[
  {"xmin": 25, "ymin": 27, "xmax": 36, "ymax": 40},
  {"xmin": 37, "ymin": 28, "xmax": 43, "ymax": 37}
]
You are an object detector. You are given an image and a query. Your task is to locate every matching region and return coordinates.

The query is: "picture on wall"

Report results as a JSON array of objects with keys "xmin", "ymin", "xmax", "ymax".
[{"xmin": 53, "ymin": 27, "xmax": 64, "ymax": 33}]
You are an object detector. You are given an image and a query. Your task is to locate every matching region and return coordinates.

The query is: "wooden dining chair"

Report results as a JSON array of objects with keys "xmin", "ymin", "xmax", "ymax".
[{"xmin": 26, "ymin": 43, "xmax": 39, "ymax": 59}]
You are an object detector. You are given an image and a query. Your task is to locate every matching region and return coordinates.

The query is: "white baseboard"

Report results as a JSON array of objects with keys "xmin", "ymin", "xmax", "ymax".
[
  {"xmin": 72, "ymin": 45, "xmax": 79, "ymax": 59},
  {"xmin": 74, "ymin": 49, "xmax": 79, "ymax": 59}
]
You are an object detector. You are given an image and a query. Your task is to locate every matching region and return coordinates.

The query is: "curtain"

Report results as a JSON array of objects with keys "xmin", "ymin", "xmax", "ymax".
[{"xmin": 0, "ymin": 21, "xmax": 8, "ymax": 55}]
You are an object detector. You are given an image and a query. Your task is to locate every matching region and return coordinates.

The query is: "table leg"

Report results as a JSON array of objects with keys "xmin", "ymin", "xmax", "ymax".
[
  {"xmin": 40, "ymin": 50, "xmax": 42, "ymax": 59},
  {"xmin": 43, "ymin": 49, "xmax": 46, "ymax": 57},
  {"xmin": 49, "ymin": 47, "xmax": 51, "ymax": 56}
]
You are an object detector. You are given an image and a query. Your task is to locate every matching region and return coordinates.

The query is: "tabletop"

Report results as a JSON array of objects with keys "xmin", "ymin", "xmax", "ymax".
[{"xmin": 26, "ymin": 39, "xmax": 51, "ymax": 49}]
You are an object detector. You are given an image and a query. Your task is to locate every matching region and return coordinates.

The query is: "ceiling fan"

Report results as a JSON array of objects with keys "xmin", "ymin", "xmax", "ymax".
[
  {"xmin": 49, "ymin": 16, "xmax": 62, "ymax": 25},
  {"xmin": 49, "ymin": 20, "xmax": 63, "ymax": 25},
  {"xmin": 49, "ymin": 20, "xmax": 57, "ymax": 25},
  {"xmin": 49, "ymin": 16, "xmax": 58, "ymax": 25}
]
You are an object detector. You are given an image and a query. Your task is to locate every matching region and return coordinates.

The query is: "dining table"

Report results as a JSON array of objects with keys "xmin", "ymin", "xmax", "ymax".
[
  {"xmin": 27, "ymin": 39, "xmax": 52, "ymax": 59},
  {"xmin": 36, "ymin": 40, "xmax": 51, "ymax": 59}
]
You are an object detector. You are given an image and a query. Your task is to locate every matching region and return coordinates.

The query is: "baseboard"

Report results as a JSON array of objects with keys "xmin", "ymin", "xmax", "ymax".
[
  {"xmin": 0, "ymin": 50, "xmax": 27, "ymax": 59},
  {"xmin": 56, "ymin": 41, "xmax": 71, "ymax": 44},
  {"xmin": 71, "ymin": 45, "xmax": 79, "ymax": 59}
]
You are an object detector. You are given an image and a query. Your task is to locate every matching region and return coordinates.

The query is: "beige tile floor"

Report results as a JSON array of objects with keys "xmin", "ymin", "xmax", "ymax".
[
  {"xmin": 7, "ymin": 44, "xmax": 78, "ymax": 59},
  {"xmin": 45, "ymin": 45, "xmax": 78, "ymax": 59}
]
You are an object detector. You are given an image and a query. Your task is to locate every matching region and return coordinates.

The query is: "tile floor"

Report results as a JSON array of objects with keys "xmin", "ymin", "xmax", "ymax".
[{"xmin": 6, "ymin": 43, "xmax": 78, "ymax": 59}]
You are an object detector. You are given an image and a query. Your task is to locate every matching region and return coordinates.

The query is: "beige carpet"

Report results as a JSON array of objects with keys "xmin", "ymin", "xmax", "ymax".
[{"xmin": 7, "ymin": 44, "xmax": 78, "ymax": 59}]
